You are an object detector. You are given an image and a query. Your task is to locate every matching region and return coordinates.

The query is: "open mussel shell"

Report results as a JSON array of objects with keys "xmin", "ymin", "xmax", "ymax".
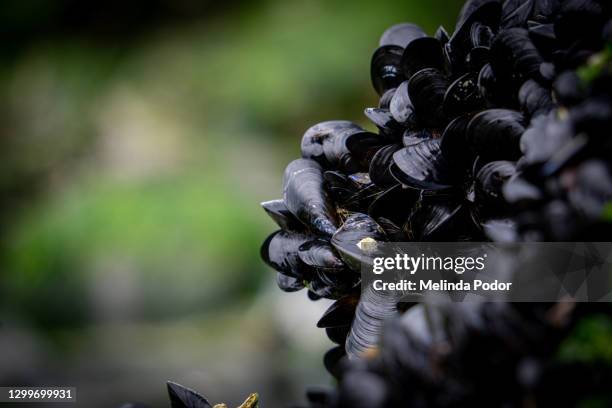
[
  {"xmin": 501, "ymin": 0, "xmax": 535, "ymax": 28},
  {"xmin": 518, "ymin": 79, "xmax": 554, "ymax": 118},
  {"xmin": 389, "ymin": 81, "xmax": 416, "ymax": 125},
  {"xmin": 408, "ymin": 68, "xmax": 449, "ymax": 128},
  {"xmin": 345, "ymin": 286, "xmax": 401, "ymax": 359},
  {"xmin": 369, "ymin": 144, "xmax": 402, "ymax": 187},
  {"xmin": 318, "ymin": 295, "xmax": 359, "ymax": 328},
  {"xmin": 401, "ymin": 37, "xmax": 446, "ymax": 78},
  {"xmin": 261, "ymin": 230, "xmax": 312, "ymax": 278},
  {"xmin": 443, "ymin": 72, "xmax": 485, "ymax": 118},
  {"xmin": 368, "ymin": 184, "xmax": 419, "ymax": 225},
  {"xmin": 474, "ymin": 160, "xmax": 517, "ymax": 208},
  {"xmin": 276, "ymin": 273, "xmax": 305, "ymax": 292},
  {"xmin": 261, "ymin": 199, "xmax": 304, "ymax": 231},
  {"xmin": 466, "ymin": 109, "xmax": 525, "ymax": 161},
  {"xmin": 301, "ymin": 121, "xmax": 363, "ymax": 167},
  {"xmin": 390, "ymin": 139, "xmax": 454, "ymax": 190},
  {"xmin": 331, "ymin": 213, "xmax": 386, "ymax": 272},
  {"xmin": 490, "ymin": 27, "xmax": 544, "ymax": 86},
  {"xmin": 283, "ymin": 159, "xmax": 338, "ymax": 237},
  {"xmin": 379, "ymin": 23, "xmax": 426, "ymax": 47},
  {"xmin": 298, "ymin": 239, "xmax": 345, "ymax": 271},
  {"xmin": 371, "ymin": 45, "xmax": 405, "ymax": 96}
]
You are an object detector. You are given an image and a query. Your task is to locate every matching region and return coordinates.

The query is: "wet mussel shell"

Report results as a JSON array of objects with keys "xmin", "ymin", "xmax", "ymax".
[
  {"xmin": 389, "ymin": 81, "xmax": 416, "ymax": 125},
  {"xmin": 401, "ymin": 37, "xmax": 446, "ymax": 78},
  {"xmin": 490, "ymin": 27, "xmax": 544, "ymax": 87},
  {"xmin": 407, "ymin": 68, "xmax": 449, "ymax": 128},
  {"xmin": 283, "ymin": 159, "xmax": 338, "ymax": 237},
  {"xmin": 331, "ymin": 213, "xmax": 387, "ymax": 272},
  {"xmin": 298, "ymin": 239, "xmax": 345, "ymax": 271},
  {"xmin": 318, "ymin": 295, "xmax": 360, "ymax": 328},
  {"xmin": 390, "ymin": 139, "xmax": 454, "ymax": 190},
  {"xmin": 261, "ymin": 199, "xmax": 304, "ymax": 231},
  {"xmin": 443, "ymin": 72, "xmax": 485, "ymax": 118},
  {"xmin": 261, "ymin": 230, "xmax": 312, "ymax": 279},
  {"xmin": 466, "ymin": 109, "xmax": 525, "ymax": 161},
  {"xmin": 301, "ymin": 121, "xmax": 363, "ymax": 168},
  {"xmin": 364, "ymin": 108, "xmax": 402, "ymax": 136},
  {"xmin": 379, "ymin": 23, "xmax": 426, "ymax": 47},
  {"xmin": 474, "ymin": 160, "xmax": 517, "ymax": 210},
  {"xmin": 368, "ymin": 183, "xmax": 420, "ymax": 226},
  {"xmin": 277, "ymin": 273, "xmax": 305, "ymax": 292},
  {"xmin": 371, "ymin": 45, "xmax": 405, "ymax": 96},
  {"xmin": 369, "ymin": 143, "xmax": 403, "ymax": 187}
]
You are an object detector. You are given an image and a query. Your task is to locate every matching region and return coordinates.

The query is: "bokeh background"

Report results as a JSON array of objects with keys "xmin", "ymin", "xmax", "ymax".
[{"xmin": 0, "ymin": 0, "xmax": 472, "ymax": 406}]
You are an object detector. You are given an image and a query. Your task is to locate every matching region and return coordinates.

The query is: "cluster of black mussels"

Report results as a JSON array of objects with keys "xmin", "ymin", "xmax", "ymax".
[
  {"xmin": 128, "ymin": 0, "xmax": 612, "ymax": 407},
  {"xmin": 258, "ymin": 0, "xmax": 612, "ymax": 406}
]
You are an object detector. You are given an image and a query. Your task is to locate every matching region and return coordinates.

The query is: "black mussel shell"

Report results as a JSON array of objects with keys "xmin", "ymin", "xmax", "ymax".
[
  {"xmin": 375, "ymin": 217, "xmax": 408, "ymax": 241},
  {"xmin": 403, "ymin": 129, "xmax": 433, "ymax": 147},
  {"xmin": 389, "ymin": 81, "xmax": 416, "ymax": 125},
  {"xmin": 478, "ymin": 63, "xmax": 517, "ymax": 107},
  {"xmin": 167, "ymin": 382, "xmax": 212, "ymax": 408},
  {"xmin": 324, "ymin": 346, "xmax": 346, "ymax": 379},
  {"xmin": 261, "ymin": 199, "xmax": 304, "ymax": 231},
  {"xmin": 277, "ymin": 272, "xmax": 305, "ymax": 292},
  {"xmin": 435, "ymin": 25, "xmax": 450, "ymax": 44},
  {"xmin": 368, "ymin": 183, "xmax": 419, "ymax": 225},
  {"xmin": 554, "ymin": 0, "xmax": 605, "ymax": 48},
  {"xmin": 518, "ymin": 79, "xmax": 554, "ymax": 117},
  {"xmin": 466, "ymin": 109, "xmax": 525, "ymax": 161},
  {"xmin": 443, "ymin": 72, "xmax": 485, "ymax": 118},
  {"xmin": 261, "ymin": 230, "xmax": 312, "ymax": 278},
  {"xmin": 364, "ymin": 108, "xmax": 402, "ymax": 136},
  {"xmin": 501, "ymin": 0, "xmax": 535, "ymax": 28},
  {"xmin": 379, "ymin": 23, "xmax": 426, "ymax": 47},
  {"xmin": 369, "ymin": 143, "xmax": 402, "ymax": 187},
  {"xmin": 455, "ymin": 0, "xmax": 502, "ymax": 32},
  {"xmin": 301, "ymin": 121, "xmax": 363, "ymax": 167},
  {"xmin": 520, "ymin": 111, "xmax": 572, "ymax": 165},
  {"xmin": 408, "ymin": 68, "xmax": 449, "ymax": 128},
  {"xmin": 308, "ymin": 269, "xmax": 359, "ymax": 299},
  {"xmin": 308, "ymin": 289, "xmax": 322, "ymax": 301},
  {"xmin": 401, "ymin": 37, "xmax": 446, "ymax": 78},
  {"xmin": 326, "ymin": 326, "xmax": 352, "ymax": 345},
  {"xmin": 440, "ymin": 115, "xmax": 472, "ymax": 170},
  {"xmin": 298, "ymin": 239, "xmax": 345, "ymax": 271},
  {"xmin": 528, "ymin": 23, "xmax": 557, "ymax": 58},
  {"xmin": 390, "ymin": 139, "xmax": 454, "ymax": 190},
  {"xmin": 344, "ymin": 131, "xmax": 385, "ymax": 170},
  {"xmin": 466, "ymin": 45, "xmax": 490, "ymax": 71},
  {"xmin": 553, "ymin": 71, "xmax": 585, "ymax": 106},
  {"xmin": 331, "ymin": 213, "xmax": 387, "ymax": 271},
  {"xmin": 283, "ymin": 159, "xmax": 338, "ymax": 237},
  {"xmin": 474, "ymin": 160, "xmax": 517, "ymax": 207},
  {"xmin": 470, "ymin": 22, "xmax": 494, "ymax": 48},
  {"xmin": 404, "ymin": 199, "xmax": 466, "ymax": 241},
  {"xmin": 448, "ymin": 0, "xmax": 502, "ymax": 71},
  {"xmin": 379, "ymin": 87, "xmax": 397, "ymax": 109},
  {"xmin": 318, "ymin": 295, "xmax": 359, "ymax": 328},
  {"xmin": 568, "ymin": 160, "xmax": 612, "ymax": 218},
  {"xmin": 345, "ymin": 286, "xmax": 401, "ymax": 359},
  {"xmin": 490, "ymin": 27, "xmax": 544, "ymax": 86},
  {"xmin": 325, "ymin": 170, "xmax": 355, "ymax": 203},
  {"xmin": 371, "ymin": 45, "xmax": 405, "ymax": 96},
  {"xmin": 531, "ymin": 0, "xmax": 560, "ymax": 23}
]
